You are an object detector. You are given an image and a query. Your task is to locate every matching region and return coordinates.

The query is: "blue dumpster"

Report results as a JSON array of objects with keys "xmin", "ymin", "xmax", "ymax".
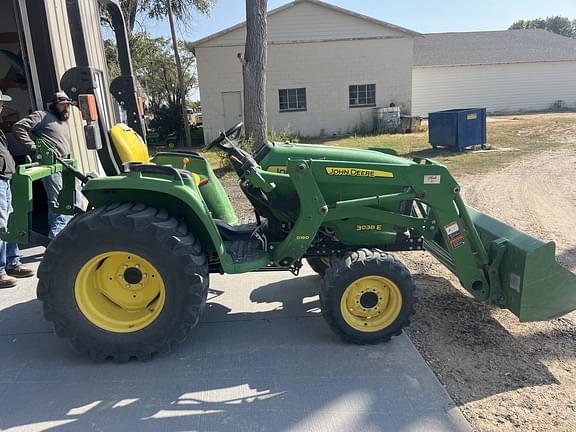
[{"xmin": 428, "ymin": 108, "xmax": 486, "ymax": 151}]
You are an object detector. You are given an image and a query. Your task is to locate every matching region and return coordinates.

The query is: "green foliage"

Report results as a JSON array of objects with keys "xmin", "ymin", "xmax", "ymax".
[
  {"xmin": 100, "ymin": 1, "xmax": 215, "ymax": 146},
  {"xmin": 144, "ymin": 0, "xmax": 215, "ymax": 22},
  {"xmin": 267, "ymin": 127, "xmax": 301, "ymax": 143},
  {"xmin": 149, "ymin": 104, "xmax": 183, "ymax": 139},
  {"xmin": 103, "ymin": 39, "xmax": 121, "ymax": 79},
  {"xmin": 100, "ymin": 0, "xmax": 216, "ymax": 35},
  {"xmin": 133, "ymin": 33, "xmax": 196, "ymax": 109},
  {"xmin": 105, "ymin": 32, "xmax": 197, "ymax": 103},
  {"xmin": 104, "ymin": 32, "xmax": 197, "ymax": 141},
  {"xmin": 100, "ymin": 0, "xmax": 140, "ymax": 35},
  {"xmin": 509, "ymin": 16, "xmax": 576, "ymax": 38}
]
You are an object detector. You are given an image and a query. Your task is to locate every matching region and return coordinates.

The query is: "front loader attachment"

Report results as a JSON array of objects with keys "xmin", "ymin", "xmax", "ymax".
[{"xmin": 467, "ymin": 206, "xmax": 576, "ymax": 322}]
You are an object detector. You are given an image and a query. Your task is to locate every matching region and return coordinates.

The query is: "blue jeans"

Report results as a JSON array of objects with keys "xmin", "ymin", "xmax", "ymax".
[
  {"xmin": 0, "ymin": 179, "xmax": 21, "ymax": 275},
  {"xmin": 42, "ymin": 172, "xmax": 81, "ymax": 240}
]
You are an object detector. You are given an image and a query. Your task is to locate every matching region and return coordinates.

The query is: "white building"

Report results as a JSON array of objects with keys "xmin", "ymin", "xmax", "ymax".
[
  {"xmin": 412, "ymin": 29, "xmax": 576, "ymax": 116},
  {"xmin": 193, "ymin": 1, "xmax": 576, "ymax": 142},
  {"xmin": 192, "ymin": 0, "xmax": 420, "ymax": 142}
]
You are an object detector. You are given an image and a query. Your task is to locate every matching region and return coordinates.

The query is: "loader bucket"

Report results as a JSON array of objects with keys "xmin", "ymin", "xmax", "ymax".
[{"xmin": 467, "ymin": 206, "xmax": 576, "ymax": 322}]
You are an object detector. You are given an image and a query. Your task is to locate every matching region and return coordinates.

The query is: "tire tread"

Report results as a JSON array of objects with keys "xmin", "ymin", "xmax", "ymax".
[
  {"xmin": 320, "ymin": 248, "xmax": 417, "ymax": 345},
  {"xmin": 37, "ymin": 202, "xmax": 208, "ymax": 363}
]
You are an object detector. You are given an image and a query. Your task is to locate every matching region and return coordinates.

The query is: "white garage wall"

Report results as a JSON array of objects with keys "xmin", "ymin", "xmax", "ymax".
[
  {"xmin": 197, "ymin": 37, "xmax": 413, "ymax": 143},
  {"xmin": 412, "ymin": 61, "xmax": 576, "ymax": 117}
]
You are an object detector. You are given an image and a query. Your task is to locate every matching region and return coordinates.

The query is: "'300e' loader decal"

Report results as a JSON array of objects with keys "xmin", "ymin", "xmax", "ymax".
[{"xmin": 357, "ymin": 224, "xmax": 383, "ymax": 231}]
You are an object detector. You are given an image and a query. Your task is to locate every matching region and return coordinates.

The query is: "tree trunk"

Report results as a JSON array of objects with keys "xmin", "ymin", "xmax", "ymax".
[
  {"xmin": 243, "ymin": 0, "xmax": 268, "ymax": 150},
  {"xmin": 122, "ymin": 0, "xmax": 139, "ymax": 35},
  {"xmin": 167, "ymin": 0, "xmax": 192, "ymax": 147}
]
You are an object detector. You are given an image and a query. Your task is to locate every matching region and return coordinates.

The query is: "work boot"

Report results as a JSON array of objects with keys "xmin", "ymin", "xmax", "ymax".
[
  {"xmin": 6, "ymin": 265, "xmax": 35, "ymax": 278},
  {"xmin": 0, "ymin": 274, "xmax": 17, "ymax": 289}
]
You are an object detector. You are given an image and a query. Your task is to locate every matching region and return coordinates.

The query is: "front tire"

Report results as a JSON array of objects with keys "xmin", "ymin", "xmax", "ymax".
[
  {"xmin": 320, "ymin": 249, "xmax": 416, "ymax": 344},
  {"xmin": 37, "ymin": 202, "xmax": 209, "ymax": 363}
]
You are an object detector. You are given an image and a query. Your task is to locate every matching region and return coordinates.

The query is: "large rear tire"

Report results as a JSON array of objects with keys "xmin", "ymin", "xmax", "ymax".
[
  {"xmin": 37, "ymin": 202, "xmax": 209, "ymax": 363},
  {"xmin": 320, "ymin": 248, "xmax": 416, "ymax": 344}
]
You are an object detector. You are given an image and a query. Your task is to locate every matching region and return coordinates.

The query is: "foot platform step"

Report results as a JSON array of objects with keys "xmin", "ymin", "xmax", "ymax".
[
  {"xmin": 225, "ymin": 240, "xmax": 265, "ymax": 264},
  {"xmin": 215, "ymin": 219, "xmax": 259, "ymax": 242}
]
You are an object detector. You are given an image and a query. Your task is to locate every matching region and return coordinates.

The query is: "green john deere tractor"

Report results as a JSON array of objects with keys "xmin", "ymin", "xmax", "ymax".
[
  {"xmin": 18, "ymin": 120, "xmax": 574, "ymax": 363},
  {"xmin": 5, "ymin": 0, "xmax": 576, "ymax": 363}
]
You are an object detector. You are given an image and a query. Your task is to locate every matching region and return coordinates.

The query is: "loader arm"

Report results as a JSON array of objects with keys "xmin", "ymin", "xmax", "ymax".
[
  {"xmin": 261, "ymin": 158, "xmax": 491, "ymax": 298},
  {"xmin": 253, "ymin": 155, "xmax": 576, "ymax": 323}
]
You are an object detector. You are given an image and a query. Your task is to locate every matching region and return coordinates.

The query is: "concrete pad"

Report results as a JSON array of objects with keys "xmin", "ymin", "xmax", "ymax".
[{"xmin": 0, "ymin": 246, "xmax": 470, "ymax": 432}]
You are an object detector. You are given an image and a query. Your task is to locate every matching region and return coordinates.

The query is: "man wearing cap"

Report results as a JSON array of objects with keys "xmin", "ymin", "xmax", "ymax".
[
  {"xmin": 13, "ymin": 91, "xmax": 79, "ymax": 239},
  {"xmin": 0, "ymin": 90, "xmax": 35, "ymax": 288}
]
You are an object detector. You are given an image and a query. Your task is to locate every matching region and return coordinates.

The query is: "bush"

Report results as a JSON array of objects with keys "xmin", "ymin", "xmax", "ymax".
[
  {"xmin": 149, "ymin": 104, "xmax": 184, "ymax": 142},
  {"xmin": 268, "ymin": 127, "xmax": 300, "ymax": 143}
]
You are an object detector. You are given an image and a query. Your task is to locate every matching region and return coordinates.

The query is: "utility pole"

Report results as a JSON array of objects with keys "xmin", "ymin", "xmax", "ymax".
[{"xmin": 167, "ymin": 0, "xmax": 192, "ymax": 147}]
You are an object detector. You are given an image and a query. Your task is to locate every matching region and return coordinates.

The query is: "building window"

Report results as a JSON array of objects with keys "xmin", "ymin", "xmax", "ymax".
[
  {"xmin": 279, "ymin": 88, "xmax": 307, "ymax": 112},
  {"xmin": 349, "ymin": 84, "xmax": 376, "ymax": 107}
]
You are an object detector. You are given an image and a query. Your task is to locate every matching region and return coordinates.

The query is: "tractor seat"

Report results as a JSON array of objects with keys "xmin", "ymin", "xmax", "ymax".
[
  {"xmin": 214, "ymin": 219, "xmax": 259, "ymax": 242},
  {"xmin": 110, "ymin": 123, "xmax": 150, "ymax": 164},
  {"xmin": 110, "ymin": 123, "xmax": 202, "ymax": 186}
]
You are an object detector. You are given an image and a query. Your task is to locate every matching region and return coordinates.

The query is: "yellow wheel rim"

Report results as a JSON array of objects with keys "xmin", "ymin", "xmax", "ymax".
[
  {"xmin": 75, "ymin": 251, "xmax": 166, "ymax": 333},
  {"xmin": 340, "ymin": 276, "xmax": 403, "ymax": 332}
]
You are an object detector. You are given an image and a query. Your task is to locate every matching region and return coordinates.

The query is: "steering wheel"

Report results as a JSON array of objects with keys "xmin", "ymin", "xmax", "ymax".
[{"xmin": 206, "ymin": 121, "xmax": 243, "ymax": 151}]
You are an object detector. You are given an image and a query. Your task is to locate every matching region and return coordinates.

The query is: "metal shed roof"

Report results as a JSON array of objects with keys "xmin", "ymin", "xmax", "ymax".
[{"xmin": 415, "ymin": 29, "xmax": 576, "ymax": 67}]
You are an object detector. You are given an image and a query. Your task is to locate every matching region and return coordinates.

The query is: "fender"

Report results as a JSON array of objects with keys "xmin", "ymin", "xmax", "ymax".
[{"xmin": 82, "ymin": 171, "xmax": 227, "ymax": 261}]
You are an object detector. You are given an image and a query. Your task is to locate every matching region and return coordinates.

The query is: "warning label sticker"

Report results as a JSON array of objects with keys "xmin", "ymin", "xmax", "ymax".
[
  {"xmin": 445, "ymin": 221, "xmax": 465, "ymax": 249},
  {"xmin": 424, "ymin": 175, "xmax": 441, "ymax": 185},
  {"xmin": 509, "ymin": 273, "xmax": 521, "ymax": 293},
  {"xmin": 445, "ymin": 222, "xmax": 459, "ymax": 236}
]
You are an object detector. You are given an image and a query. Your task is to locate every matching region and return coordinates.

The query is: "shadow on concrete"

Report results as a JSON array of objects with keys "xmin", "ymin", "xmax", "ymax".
[
  {"xmin": 203, "ymin": 274, "xmax": 322, "ymax": 324},
  {"xmin": 20, "ymin": 253, "xmax": 45, "ymax": 266},
  {"xmin": 405, "ymin": 274, "xmax": 561, "ymax": 407},
  {"xmin": 0, "ymin": 273, "xmax": 468, "ymax": 432}
]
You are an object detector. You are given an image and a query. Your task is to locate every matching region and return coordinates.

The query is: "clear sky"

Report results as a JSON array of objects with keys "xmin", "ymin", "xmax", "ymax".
[{"xmin": 142, "ymin": 0, "xmax": 576, "ymax": 42}]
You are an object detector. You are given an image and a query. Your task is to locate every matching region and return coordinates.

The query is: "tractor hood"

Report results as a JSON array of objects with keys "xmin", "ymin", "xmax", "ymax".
[{"xmin": 259, "ymin": 142, "xmax": 416, "ymax": 173}]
